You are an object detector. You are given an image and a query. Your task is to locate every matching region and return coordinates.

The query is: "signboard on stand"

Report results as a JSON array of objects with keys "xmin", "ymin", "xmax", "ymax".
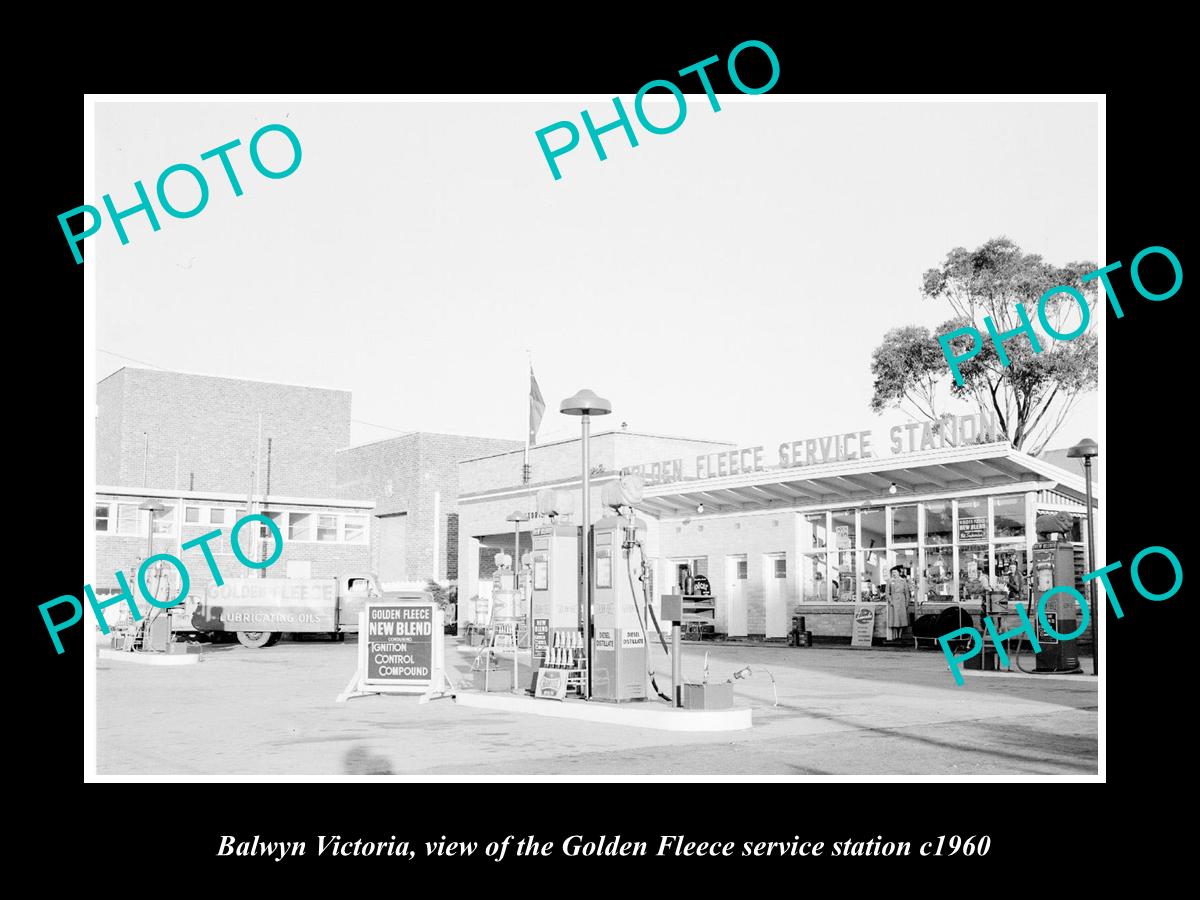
[
  {"xmin": 850, "ymin": 604, "xmax": 877, "ymax": 649},
  {"xmin": 336, "ymin": 599, "xmax": 454, "ymax": 703},
  {"xmin": 535, "ymin": 668, "xmax": 568, "ymax": 700}
]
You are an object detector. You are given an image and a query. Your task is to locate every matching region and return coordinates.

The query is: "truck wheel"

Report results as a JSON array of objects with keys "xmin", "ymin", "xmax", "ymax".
[{"xmin": 237, "ymin": 631, "xmax": 275, "ymax": 649}]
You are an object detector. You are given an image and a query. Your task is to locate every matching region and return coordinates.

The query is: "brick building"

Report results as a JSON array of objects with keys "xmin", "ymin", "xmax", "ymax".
[
  {"xmin": 97, "ymin": 367, "xmax": 350, "ymax": 497},
  {"xmin": 335, "ymin": 432, "xmax": 522, "ymax": 584},
  {"xmin": 94, "ymin": 367, "xmax": 520, "ymax": 596}
]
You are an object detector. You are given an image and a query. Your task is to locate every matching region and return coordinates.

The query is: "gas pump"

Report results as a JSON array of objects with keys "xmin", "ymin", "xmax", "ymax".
[
  {"xmin": 518, "ymin": 550, "xmax": 532, "ymax": 622},
  {"xmin": 491, "ymin": 552, "xmax": 518, "ymax": 620},
  {"xmin": 1031, "ymin": 542, "xmax": 1083, "ymax": 672},
  {"xmin": 590, "ymin": 475, "xmax": 650, "ymax": 702},
  {"xmin": 527, "ymin": 488, "xmax": 583, "ymax": 691}
]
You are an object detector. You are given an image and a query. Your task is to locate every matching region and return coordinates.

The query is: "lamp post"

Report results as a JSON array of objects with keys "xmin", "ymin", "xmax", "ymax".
[
  {"xmin": 1067, "ymin": 437, "xmax": 1099, "ymax": 676},
  {"xmin": 561, "ymin": 388, "xmax": 612, "ymax": 699},
  {"xmin": 138, "ymin": 499, "xmax": 167, "ymax": 562},
  {"xmin": 506, "ymin": 509, "xmax": 525, "ymax": 628},
  {"xmin": 138, "ymin": 499, "xmax": 168, "ymax": 609}
]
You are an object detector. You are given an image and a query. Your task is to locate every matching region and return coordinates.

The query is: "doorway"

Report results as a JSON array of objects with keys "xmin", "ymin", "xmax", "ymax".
[
  {"xmin": 763, "ymin": 553, "xmax": 788, "ymax": 638},
  {"xmin": 376, "ymin": 513, "xmax": 408, "ymax": 583},
  {"xmin": 726, "ymin": 555, "xmax": 748, "ymax": 637}
]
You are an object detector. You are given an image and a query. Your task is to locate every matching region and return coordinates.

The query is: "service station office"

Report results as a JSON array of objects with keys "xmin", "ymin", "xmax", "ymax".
[{"xmin": 456, "ymin": 415, "xmax": 1095, "ymax": 642}]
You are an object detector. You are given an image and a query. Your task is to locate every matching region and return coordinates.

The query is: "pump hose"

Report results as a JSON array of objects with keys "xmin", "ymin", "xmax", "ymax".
[
  {"xmin": 1001, "ymin": 599, "xmax": 1084, "ymax": 675},
  {"xmin": 624, "ymin": 545, "xmax": 674, "ymax": 703}
]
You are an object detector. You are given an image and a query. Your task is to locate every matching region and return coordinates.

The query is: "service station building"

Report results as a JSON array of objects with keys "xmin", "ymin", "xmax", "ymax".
[{"xmin": 457, "ymin": 417, "xmax": 1095, "ymax": 641}]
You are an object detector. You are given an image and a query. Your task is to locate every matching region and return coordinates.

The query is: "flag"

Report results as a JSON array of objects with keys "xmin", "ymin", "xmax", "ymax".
[{"xmin": 528, "ymin": 368, "xmax": 545, "ymax": 446}]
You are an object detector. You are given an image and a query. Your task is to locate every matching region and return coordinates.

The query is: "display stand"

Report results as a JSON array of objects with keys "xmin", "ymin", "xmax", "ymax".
[
  {"xmin": 336, "ymin": 604, "xmax": 455, "ymax": 704},
  {"xmin": 534, "ymin": 628, "xmax": 587, "ymax": 698},
  {"xmin": 679, "ymin": 594, "xmax": 716, "ymax": 641},
  {"xmin": 470, "ymin": 620, "xmax": 521, "ymax": 693}
]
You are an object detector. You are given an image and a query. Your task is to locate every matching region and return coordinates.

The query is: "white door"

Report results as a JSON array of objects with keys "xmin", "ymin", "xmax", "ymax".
[
  {"xmin": 764, "ymin": 553, "xmax": 788, "ymax": 638},
  {"xmin": 726, "ymin": 555, "xmax": 748, "ymax": 637}
]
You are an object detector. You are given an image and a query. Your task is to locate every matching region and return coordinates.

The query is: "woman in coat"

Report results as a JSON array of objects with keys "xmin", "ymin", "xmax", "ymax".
[{"xmin": 885, "ymin": 565, "xmax": 912, "ymax": 640}]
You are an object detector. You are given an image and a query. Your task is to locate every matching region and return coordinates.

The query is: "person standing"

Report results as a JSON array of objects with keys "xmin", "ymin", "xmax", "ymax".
[{"xmin": 885, "ymin": 565, "xmax": 912, "ymax": 640}]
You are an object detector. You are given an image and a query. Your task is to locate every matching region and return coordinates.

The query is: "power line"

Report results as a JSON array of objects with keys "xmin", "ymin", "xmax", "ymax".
[
  {"xmin": 97, "ymin": 348, "xmax": 167, "ymax": 370},
  {"xmin": 351, "ymin": 418, "xmax": 417, "ymax": 435}
]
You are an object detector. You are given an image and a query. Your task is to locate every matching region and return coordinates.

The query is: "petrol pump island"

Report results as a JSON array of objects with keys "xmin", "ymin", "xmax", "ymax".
[{"xmin": 456, "ymin": 472, "xmax": 754, "ymax": 732}]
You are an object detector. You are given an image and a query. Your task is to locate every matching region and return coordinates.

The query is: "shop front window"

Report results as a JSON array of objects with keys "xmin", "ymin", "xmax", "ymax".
[
  {"xmin": 957, "ymin": 497, "xmax": 988, "ymax": 543},
  {"xmin": 800, "ymin": 554, "xmax": 828, "ymax": 602},
  {"xmin": 862, "ymin": 547, "xmax": 886, "ymax": 601},
  {"xmin": 925, "ymin": 500, "xmax": 952, "ymax": 545},
  {"xmin": 891, "ymin": 505, "xmax": 918, "ymax": 545},
  {"xmin": 861, "ymin": 507, "xmax": 885, "ymax": 551},
  {"xmin": 801, "ymin": 512, "xmax": 828, "ymax": 550},
  {"xmin": 892, "ymin": 549, "xmax": 918, "ymax": 589},
  {"xmin": 994, "ymin": 547, "xmax": 1027, "ymax": 606},
  {"xmin": 958, "ymin": 545, "xmax": 992, "ymax": 602},
  {"xmin": 924, "ymin": 546, "xmax": 954, "ymax": 602},
  {"xmin": 832, "ymin": 509, "xmax": 856, "ymax": 550},
  {"xmin": 832, "ymin": 550, "xmax": 857, "ymax": 602},
  {"xmin": 993, "ymin": 495, "xmax": 1026, "ymax": 539}
]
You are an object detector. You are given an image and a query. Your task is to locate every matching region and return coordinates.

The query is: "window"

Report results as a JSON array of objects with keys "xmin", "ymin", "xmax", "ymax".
[
  {"xmin": 925, "ymin": 500, "xmax": 952, "ymax": 544},
  {"xmin": 736, "ymin": 559, "xmax": 748, "ymax": 580},
  {"xmin": 891, "ymin": 505, "xmax": 918, "ymax": 545},
  {"xmin": 116, "ymin": 503, "xmax": 139, "ymax": 535},
  {"xmin": 892, "ymin": 548, "xmax": 917, "ymax": 583},
  {"xmin": 317, "ymin": 515, "xmax": 338, "ymax": 542},
  {"xmin": 957, "ymin": 497, "xmax": 988, "ymax": 543},
  {"xmin": 96, "ymin": 504, "xmax": 111, "ymax": 532},
  {"xmin": 994, "ymin": 547, "xmax": 1027, "ymax": 604},
  {"xmin": 289, "ymin": 512, "xmax": 313, "ymax": 541},
  {"xmin": 832, "ymin": 509, "xmax": 856, "ymax": 549},
  {"xmin": 673, "ymin": 557, "xmax": 707, "ymax": 590},
  {"xmin": 800, "ymin": 554, "xmax": 828, "ymax": 602},
  {"xmin": 924, "ymin": 546, "xmax": 954, "ymax": 601},
  {"xmin": 801, "ymin": 512, "xmax": 828, "ymax": 550},
  {"xmin": 800, "ymin": 512, "xmax": 831, "ymax": 604},
  {"xmin": 259, "ymin": 511, "xmax": 283, "ymax": 540},
  {"xmin": 832, "ymin": 550, "xmax": 857, "ymax": 602},
  {"xmin": 958, "ymin": 545, "xmax": 991, "ymax": 601},
  {"xmin": 773, "ymin": 557, "xmax": 787, "ymax": 578},
  {"xmin": 209, "ymin": 508, "xmax": 226, "ymax": 525},
  {"xmin": 184, "ymin": 506, "xmax": 201, "ymax": 524},
  {"xmin": 152, "ymin": 506, "xmax": 174, "ymax": 535},
  {"xmin": 993, "ymin": 495, "xmax": 1026, "ymax": 539},
  {"xmin": 863, "ymin": 546, "xmax": 887, "ymax": 599},
  {"xmin": 343, "ymin": 515, "xmax": 366, "ymax": 544},
  {"xmin": 861, "ymin": 507, "xmax": 885, "ymax": 551}
]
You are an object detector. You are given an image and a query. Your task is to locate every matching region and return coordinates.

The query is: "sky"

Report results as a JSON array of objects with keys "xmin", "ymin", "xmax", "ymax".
[{"xmin": 95, "ymin": 99, "xmax": 1099, "ymax": 453}]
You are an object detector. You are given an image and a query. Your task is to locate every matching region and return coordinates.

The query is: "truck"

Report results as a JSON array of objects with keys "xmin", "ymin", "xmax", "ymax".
[{"xmin": 167, "ymin": 572, "xmax": 430, "ymax": 649}]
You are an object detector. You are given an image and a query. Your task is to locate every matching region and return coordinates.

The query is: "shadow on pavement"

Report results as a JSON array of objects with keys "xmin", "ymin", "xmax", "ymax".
[{"xmin": 343, "ymin": 744, "xmax": 394, "ymax": 775}]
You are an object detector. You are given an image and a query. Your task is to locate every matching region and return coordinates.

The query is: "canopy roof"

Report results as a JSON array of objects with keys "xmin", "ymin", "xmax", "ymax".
[{"xmin": 638, "ymin": 442, "xmax": 1095, "ymax": 519}]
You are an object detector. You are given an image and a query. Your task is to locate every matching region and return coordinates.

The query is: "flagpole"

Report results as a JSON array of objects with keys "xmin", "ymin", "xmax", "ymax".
[{"xmin": 524, "ymin": 351, "xmax": 532, "ymax": 485}]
